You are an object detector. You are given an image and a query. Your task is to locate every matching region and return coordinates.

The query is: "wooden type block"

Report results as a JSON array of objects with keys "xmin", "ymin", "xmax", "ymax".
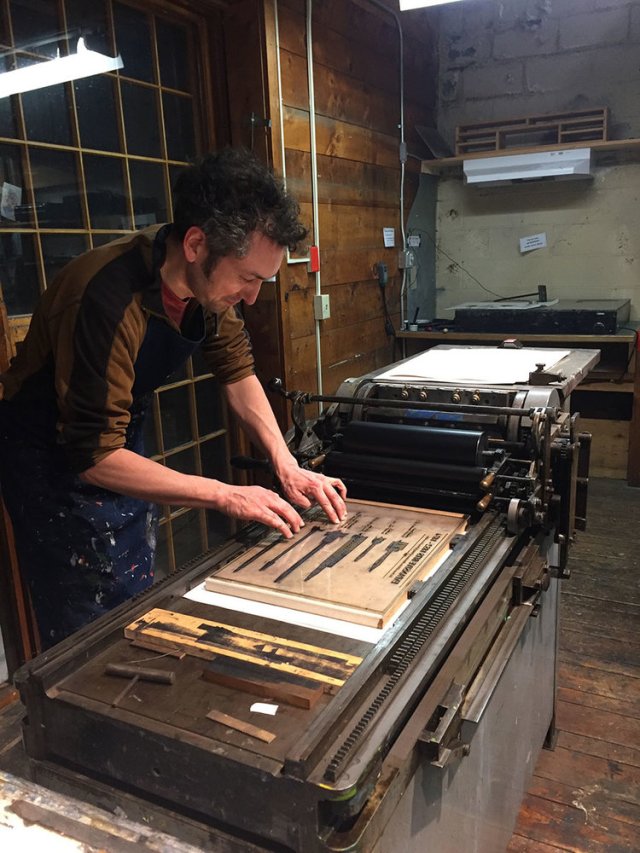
[
  {"xmin": 124, "ymin": 608, "xmax": 361, "ymax": 687},
  {"xmin": 205, "ymin": 499, "xmax": 468, "ymax": 628},
  {"xmin": 202, "ymin": 656, "xmax": 324, "ymax": 709}
]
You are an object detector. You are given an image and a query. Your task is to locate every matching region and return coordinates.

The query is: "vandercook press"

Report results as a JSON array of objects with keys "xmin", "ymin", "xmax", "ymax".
[{"xmin": 16, "ymin": 344, "xmax": 597, "ymax": 852}]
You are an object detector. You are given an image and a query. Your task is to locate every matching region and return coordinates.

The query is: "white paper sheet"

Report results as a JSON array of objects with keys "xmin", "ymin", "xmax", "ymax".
[
  {"xmin": 378, "ymin": 347, "xmax": 570, "ymax": 385},
  {"xmin": 250, "ymin": 702, "xmax": 278, "ymax": 716},
  {"xmin": 184, "ymin": 545, "xmax": 453, "ymax": 644},
  {"xmin": 184, "ymin": 581, "xmax": 390, "ymax": 643}
]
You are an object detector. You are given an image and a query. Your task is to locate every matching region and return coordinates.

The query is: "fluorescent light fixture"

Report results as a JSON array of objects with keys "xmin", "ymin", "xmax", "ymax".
[
  {"xmin": 399, "ymin": 0, "xmax": 464, "ymax": 9},
  {"xmin": 463, "ymin": 149, "xmax": 593, "ymax": 185},
  {"xmin": 0, "ymin": 37, "xmax": 123, "ymax": 99}
]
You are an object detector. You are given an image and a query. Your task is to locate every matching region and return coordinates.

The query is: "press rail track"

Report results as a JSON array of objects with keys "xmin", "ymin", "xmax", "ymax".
[{"xmin": 323, "ymin": 516, "xmax": 506, "ymax": 782}]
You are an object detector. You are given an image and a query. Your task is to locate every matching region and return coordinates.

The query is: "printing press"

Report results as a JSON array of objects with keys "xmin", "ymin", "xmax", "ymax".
[{"xmin": 15, "ymin": 344, "xmax": 598, "ymax": 852}]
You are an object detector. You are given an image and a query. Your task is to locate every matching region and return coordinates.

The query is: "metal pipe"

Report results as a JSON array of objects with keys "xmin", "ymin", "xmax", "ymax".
[
  {"xmin": 298, "ymin": 391, "xmax": 537, "ymax": 417},
  {"xmin": 306, "ymin": 0, "xmax": 324, "ymax": 403},
  {"xmin": 273, "ymin": 0, "xmax": 322, "ymax": 406},
  {"xmin": 365, "ymin": 0, "xmax": 407, "ymax": 327},
  {"xmin": 273, "ymin": 0, "xmax": 311, "ymax": 266}
]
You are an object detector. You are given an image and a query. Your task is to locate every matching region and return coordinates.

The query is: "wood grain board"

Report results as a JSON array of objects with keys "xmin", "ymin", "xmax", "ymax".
[
  {"xmin": 202, "ymin": 658, "xmax": 325, "ymax": 709},
  {"xmin": 455, "ymin": 108, "xmax": 608, "ymax": 155},
  {"xmin": 205, "ymin": 710, "xmax": 276, "ymax": 744},
  {"xmin": 205, "ymin": 500, "xmax": 467, "ymax": 628},
  {"xmin": 124, "ymin": 609, "xmax": 361, "ymax": 687}
]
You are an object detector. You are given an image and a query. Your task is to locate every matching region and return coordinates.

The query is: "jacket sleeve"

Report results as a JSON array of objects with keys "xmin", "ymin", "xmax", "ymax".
[
  {"xmin": 199, "ymin": 307, "xmax": 255, "ymax": 385},
  {"xmin": 53, "ymin": 277, "xmax": 145, "ymax": 473}
]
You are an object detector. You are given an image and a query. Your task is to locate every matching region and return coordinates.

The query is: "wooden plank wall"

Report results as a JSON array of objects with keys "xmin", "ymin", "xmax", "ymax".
[
  {"xmin": 222, "ymin": 0, "xmax": 437, "ymax": 424},
  {"xmin": 222, "ymin": 0, "xmax": 292, "ymax": 432},
  {"xmin": 273, "ymin": 0, "xmax": 437, "ymax": 399}
]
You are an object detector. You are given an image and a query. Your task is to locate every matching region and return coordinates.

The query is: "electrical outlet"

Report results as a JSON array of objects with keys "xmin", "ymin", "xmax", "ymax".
[
  {"xmin": 314, "ymin": 293, "xmax": 331, "ymax": 320},
  {"xmin": 398, "ymin": 249, "xmax": 416, "ymax": 269}
]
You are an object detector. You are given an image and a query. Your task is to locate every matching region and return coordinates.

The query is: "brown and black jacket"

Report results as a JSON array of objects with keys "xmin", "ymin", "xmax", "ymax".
[{"xmin": 0, "ymin": 225, "xmax": 255, "ymax": 473}]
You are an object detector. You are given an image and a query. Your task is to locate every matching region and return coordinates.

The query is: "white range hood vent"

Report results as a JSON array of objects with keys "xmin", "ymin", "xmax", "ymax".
[{"xmin": 463, "ymin": 148, "xmax": 592, "ymax": 186}]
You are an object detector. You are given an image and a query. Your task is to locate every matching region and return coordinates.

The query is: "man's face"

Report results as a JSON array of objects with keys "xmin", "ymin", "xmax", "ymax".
[{"xmin": 186, "ymin": 229, "xmax": 285, "ymax": 314}]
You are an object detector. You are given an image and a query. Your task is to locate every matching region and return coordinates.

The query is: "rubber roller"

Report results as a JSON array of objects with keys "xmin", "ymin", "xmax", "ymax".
[
  {"xmin": 337, "ymin": 421, "xmax": 489, "ymax": 467},
  {"xmin": 324, "ymin": 452, "xmax": 486, "ymax": 489}
]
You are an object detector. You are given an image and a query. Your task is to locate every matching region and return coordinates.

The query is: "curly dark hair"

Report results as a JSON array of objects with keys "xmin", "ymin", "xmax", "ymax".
[{"xmin": 172, "ymin": 148, "xmax": 307, "ymax": 273}]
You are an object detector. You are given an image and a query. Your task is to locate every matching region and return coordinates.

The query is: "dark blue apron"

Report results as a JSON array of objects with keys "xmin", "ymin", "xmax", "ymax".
[{"xmin": 0, "ymin": 309, "xmax": 205, "ymax": 649}]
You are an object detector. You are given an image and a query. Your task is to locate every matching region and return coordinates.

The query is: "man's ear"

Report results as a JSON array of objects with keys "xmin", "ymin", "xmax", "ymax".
[{"xmin": 182, "ymin": 226, "xmax": 206, "ymax": 263}]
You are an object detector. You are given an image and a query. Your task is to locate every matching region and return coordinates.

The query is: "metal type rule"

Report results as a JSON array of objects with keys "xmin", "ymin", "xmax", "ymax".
[
  {"xmin": 258, "ymin": 526, "xmax": 321, "ymax": 573},
  {"xmin": 368, "ymin": 539, "xmax": 409, "ymax": 573},
  {"xmin": 303, "ymin": 534, "xmax": 367, "ymax": 581},
  {"xmin": 274, "ymin": 529, "xmax": 347, "ymax": 583},
  {"xmin": 233, "ymin": 533, "xmax": 283, "ymax": 573},
  {"xmin": 354, "ymin": 536, "xmax": 385, "ymax": 563}
]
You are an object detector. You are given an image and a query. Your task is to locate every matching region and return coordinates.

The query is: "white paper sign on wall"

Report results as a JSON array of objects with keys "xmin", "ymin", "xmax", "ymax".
[
  {"xmin": 383, "ymin": 227, "xmax": 395, "ymax": 248},
  {"xmin": 519, "ymin": 232, "xmax": 547, "ymax": 254}
]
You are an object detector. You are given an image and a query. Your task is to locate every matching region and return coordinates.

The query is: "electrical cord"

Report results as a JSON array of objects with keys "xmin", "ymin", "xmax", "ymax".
[
  {"xmin": 409, "ymin": 226, "xmax": 508, "ymax": 300},
  {"xmin": 375, "ymin": 261, "xmax": 402, "ymax": 360}
]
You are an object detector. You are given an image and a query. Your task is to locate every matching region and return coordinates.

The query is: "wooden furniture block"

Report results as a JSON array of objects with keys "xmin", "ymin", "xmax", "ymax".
[
  {"xmin": 205, "ymin": 499, "xmax": 467, "ymax": 628},
  {"xmin": 202, "ymin": 657, "xmax": 325, "ymax": 709},
  {"xmin": 455, "ymin": 108, "xmax": 608, "ymax": 156},
  {"xmin": 124, "ymin": 609, "xmax": 361, "ymax": 687},
  {"xmin": 205, "ymin": 709, "xmax": 276, "ymax": 744}
]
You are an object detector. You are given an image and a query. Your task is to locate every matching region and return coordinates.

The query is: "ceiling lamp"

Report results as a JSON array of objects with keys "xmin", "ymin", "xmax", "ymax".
[{"xmin": 0, "ymin": 37, "xmax": 123, "ymax": 99}]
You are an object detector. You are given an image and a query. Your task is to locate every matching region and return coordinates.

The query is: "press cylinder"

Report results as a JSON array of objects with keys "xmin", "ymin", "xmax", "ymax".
[
  {"xmin": 324, "ymin": 451, "xmax": 485, "ymax": 488},
  {"xmin": 337, "ymin": 421, "xmax": 489, "ymax": 467}
]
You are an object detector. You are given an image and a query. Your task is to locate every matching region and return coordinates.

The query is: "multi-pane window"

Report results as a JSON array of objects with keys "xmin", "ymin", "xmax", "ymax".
[{"xmin": 0, "ymin": 0, "xmax": 231, "ymax": 576}]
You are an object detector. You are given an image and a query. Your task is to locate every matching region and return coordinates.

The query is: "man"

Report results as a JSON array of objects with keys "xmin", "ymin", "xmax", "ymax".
[{"xmin": 0, "ymin": 148, "xmax": 346, "ymax": 650}]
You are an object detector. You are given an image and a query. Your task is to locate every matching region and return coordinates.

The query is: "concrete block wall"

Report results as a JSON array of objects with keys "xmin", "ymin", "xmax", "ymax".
[{"xmin": 432, "ymin": 0, "xmax": 640, "ymax": 319}]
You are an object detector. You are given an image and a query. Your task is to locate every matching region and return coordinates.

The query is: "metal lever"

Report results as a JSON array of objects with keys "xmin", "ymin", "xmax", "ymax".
[
  {"xmin": 268, "ymin": 378, "xmax": 319, "ymax": 457},
  {"xmin": 230, "ymin": 455, "xmax": 271, "ymax": 472},
  {"xmin": 418, "ymin": 682, "xmax": 470, "ymax": 769}
]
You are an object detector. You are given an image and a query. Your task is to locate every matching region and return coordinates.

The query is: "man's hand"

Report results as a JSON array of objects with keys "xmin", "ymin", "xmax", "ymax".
[
  {"xmin": 217, "ymin": 483, "xmax": 305, "ymax": 539},
  {"xmin": 222, "ymin": 375, "xmax": 347, "ymax": 524},
  {"xmin": 276, "ymin": 461, "xmax": 347, "ymax": 524},
  {"xmin": 81, "ymin": 449, "xmax": 306, "ymax": 540}
]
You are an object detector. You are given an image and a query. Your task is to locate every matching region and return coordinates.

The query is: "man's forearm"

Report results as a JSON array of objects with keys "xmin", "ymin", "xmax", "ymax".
[
  {"xmin": 223, "ymin": 374, "xmax": 296, "ymax": 474},
  {"xmin": 223, "ymin": 374, "xmax": 347, "ymax": 523},
  {"xmin": 80, "ymin": 448, "xmax": 223, "ymax": 506},
  {"xmin": 80, "ymin": 446, "xmax": 305, "ymax": 537}
]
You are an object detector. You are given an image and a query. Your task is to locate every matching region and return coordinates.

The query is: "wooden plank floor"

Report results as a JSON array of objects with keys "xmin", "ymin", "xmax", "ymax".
[{"xmin": 508, "ymin": 477, "xmax": 640, "ymax": 853}]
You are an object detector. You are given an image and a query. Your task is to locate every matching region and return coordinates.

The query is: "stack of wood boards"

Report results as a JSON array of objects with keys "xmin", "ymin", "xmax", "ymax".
[
  {"xmin": 455, "ymin": 107, "xmax": 608, "ymax": 155},
  {"xmin": 124, "ymin": 609, "xmax": 363, "ymax": 709}
]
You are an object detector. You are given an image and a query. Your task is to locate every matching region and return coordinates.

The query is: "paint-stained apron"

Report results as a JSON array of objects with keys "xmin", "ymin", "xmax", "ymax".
[{"xmin": 0, "ymin": 310, "xmax": 205, "ymax": 650}]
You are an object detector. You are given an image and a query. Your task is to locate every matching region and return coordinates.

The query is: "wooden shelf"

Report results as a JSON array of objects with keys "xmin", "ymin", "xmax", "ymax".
[
  {"xmin": 397, "ymin": 328, "xmax": 638, "ymax": 344},
  {"xmin": 421, "ymin": 138, "xmax": 640, "ymax": 174}
]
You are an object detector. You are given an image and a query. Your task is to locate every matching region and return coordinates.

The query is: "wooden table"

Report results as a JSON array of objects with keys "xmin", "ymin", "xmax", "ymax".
[{"xmin": 398, "ymin": 328, "xmax": 640, "ymax": 484}]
